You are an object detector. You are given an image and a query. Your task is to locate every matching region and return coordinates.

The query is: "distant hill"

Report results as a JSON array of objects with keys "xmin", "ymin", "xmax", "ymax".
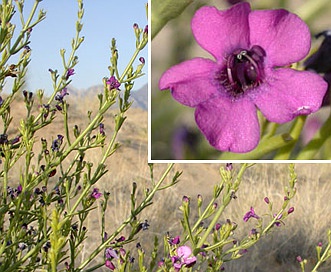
[
  {"xmin": 68, "ymin": 83, "xmax": 148, "ymax": 110},
  {"xmin": 131, "ymin": 84, "xmax": 148, "ymax": 110}
]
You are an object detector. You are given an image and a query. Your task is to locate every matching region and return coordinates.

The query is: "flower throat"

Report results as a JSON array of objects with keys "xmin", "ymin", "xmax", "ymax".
[{"xmin": 219, "ymin": 45, "xmax": 266, "ymax": 96}]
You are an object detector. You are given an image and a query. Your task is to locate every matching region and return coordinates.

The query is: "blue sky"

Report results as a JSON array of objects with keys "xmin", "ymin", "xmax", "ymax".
[{"xmin": 9, "ymin": 0, "xmax": 148, "ymax": 95}]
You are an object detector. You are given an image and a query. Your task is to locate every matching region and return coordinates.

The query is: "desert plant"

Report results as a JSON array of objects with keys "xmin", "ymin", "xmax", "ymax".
[{"xmin": 1, "ymin": 1, "xmax": 331, "ymax": 272}]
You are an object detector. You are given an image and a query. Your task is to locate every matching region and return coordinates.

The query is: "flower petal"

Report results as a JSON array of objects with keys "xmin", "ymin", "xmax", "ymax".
[
  {"xmin": 177, "ymin": 246, "xmax": 192, "ymax": 258},
  {"xmin": 195, "ymin": 97, "xmax": 260, "ymax": 153},
  {"xmin": 252, "ymin": 69, "xmax": 328, "ymax": 123},
  {"xmin": 249, "ymin": 9, "xmax": 310, "ymax": 66},
  {"xmin": 159, "ymin": 58, "xmax": 219, "ymax": 107},
  {"xmin": 192, "ymin": 3, "xmax": 250, "ymax": 60}
]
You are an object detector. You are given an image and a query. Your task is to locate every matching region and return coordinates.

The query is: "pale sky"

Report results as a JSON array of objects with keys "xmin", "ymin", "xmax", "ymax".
[{"xmin": 8, "ymin": 0, "xmax": 148, "ymax": 95}]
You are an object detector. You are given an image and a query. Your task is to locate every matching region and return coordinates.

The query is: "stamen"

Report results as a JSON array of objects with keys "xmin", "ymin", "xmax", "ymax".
[{"xmin": 218, "ymin": 45, "xmax": 265, "ymax": 97}]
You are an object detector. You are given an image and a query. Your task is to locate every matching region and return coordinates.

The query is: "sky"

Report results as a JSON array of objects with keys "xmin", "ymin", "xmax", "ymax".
[{"xmin": 8, "ymin": 0, "xmax": 148, "ymax": 95}]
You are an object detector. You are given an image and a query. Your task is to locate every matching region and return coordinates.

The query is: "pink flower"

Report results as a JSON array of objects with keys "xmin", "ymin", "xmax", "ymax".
[
  {"xmin": 91, "ymin": 188, "xmax": 102, "ymax": 199},
  {"xmin": 159, "ymin": 3, "xmax": 327, "ymax": 153},
  {"xmin": 106, "ymin": 76, "xmax": 121, "ymax": 90},
  {"xmin": 105, "ymin": 260, "xmax": 115, "ymax": 270},
  {"xmin": 171, "ymin": 245, "xmax": 197, "ymax": 270}
]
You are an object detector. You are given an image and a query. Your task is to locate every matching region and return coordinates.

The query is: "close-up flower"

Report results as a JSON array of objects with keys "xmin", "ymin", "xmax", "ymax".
[{"xmin": 159, "ymin": 3, "xmax": 327, "ymax": 153}]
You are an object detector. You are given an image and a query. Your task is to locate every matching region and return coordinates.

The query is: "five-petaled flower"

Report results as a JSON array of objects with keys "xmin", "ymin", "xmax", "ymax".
[{"xmin": 159, "ymin": 3, "xmax": 327, "ymax": 153}]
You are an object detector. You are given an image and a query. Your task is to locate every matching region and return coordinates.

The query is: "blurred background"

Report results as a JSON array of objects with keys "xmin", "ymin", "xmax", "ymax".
[{"xmin": 151, "ymin": 0, "xmax": 331, "ymax": 160}]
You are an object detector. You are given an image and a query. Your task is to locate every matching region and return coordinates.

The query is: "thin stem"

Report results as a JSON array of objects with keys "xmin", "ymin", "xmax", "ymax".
[
  {"xmin": 118, "ymin": 47, "xmax": 140, "ymax": 83},
  {"xmin": 78, "ymin": 163, "xmax": 175, "ymax": 269},
  {"xmin": 312, "ymin": 242, "xmax": 331, "ymax": 272},
  {"xmin": 195, "ymin": 164, "xmax": 249, "ymax": 249},
  {"xmin": 274, "ymin": 115, "xmax": 306, "ymax": 160},
  {"xmin": 63, "ymin": 102, "xmax": 71, "ymax": 146}
]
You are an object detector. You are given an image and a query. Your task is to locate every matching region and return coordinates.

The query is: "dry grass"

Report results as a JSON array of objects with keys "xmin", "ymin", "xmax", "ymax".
[
  {"xmin": 4, "ymin": 95, "xmax": 331, "ymax": 271},
  {"xmin": 86, "ymin": 162, "xmax": 331, "ymax": 271}
]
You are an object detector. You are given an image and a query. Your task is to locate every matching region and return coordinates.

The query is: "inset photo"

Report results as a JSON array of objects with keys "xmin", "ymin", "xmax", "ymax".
[{"xmin": 150, "ymin": 0, "xmax": 331, "ymax": 161}]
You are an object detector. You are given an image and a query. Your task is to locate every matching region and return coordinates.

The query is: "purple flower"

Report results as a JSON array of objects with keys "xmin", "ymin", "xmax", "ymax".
[
  {"xmin": 250, "ymin": 228, "xmax": 258, "ymax": 236},
  {"xmin": 105, "ymin": 248, "xmax": 119, "ymax": 259},
  {"xmin": 171, "ymin": 126, "xmax": 200, "ymax": 159},
  {"xmin": 226, "ymin": 163, "xmax": 233, "ymax": 171},
  {"xmin": 238, "ymin": 249, "xmax": 248, "ymax": 256},
  {"xmin": 169, "ymin": 235, "xmax": 180, "ymax": 245},
  {"xmin": 106, "ymin": 76, "xmax": 121, "ymax": 90},
  {"xmin": 171, "ymin": 246, "xmax": 197, "ymax": 270},
  {"xmin": 138, "ymin": 219, "xmax": 150, "ymax": 232},
  {"xmin": 116, "ymin": 236, "xmax": 125, "ymax": 242},
  {"xmin": 51, "ymin": 135, "xmax": 64, "ymax": 152},
  {"xmin": 99, "ymin": 123, "xmax": 105, "ymax": 135},
  {"xmin": 105, "ymin": 260, "xmax": 115, "ymax": 270},
  {"xmin": 159, "ymin": 3, "xmax": 327, "ymax": 153},
  {"xmin": 0, "ymin": 134, "xmax": 8, "ymax": 144},
  {"xmin": 296, "ymin": 256, "xmax": 303, "ymax": 263},
  {"xmin": 158, "ymin": 259, "xmax": 165, "ymax": 267},
  {"xmin": 66, "ymin": 68, "xmax": 75, "ymax": 79},
  {"xmin": 243, "ymin": 207, "xmax": 260, "ymax": 222},
  {"xmin": 139, "ymin": 57, "xmax": 145, "ymax": 64},
  {"xmin": 10, "ymin": 136, "xmax": 20, "ymax": 145},
  {"xmin": 91, "ymin": 188, "xmax": 102, "ymax": 199},
  {"xmin": 287, "ymin": 207, "xmax": 294, "ymax": 214},
  {"xmin": 55, "ymin": 88, "xmax": 69, "ymax": 102},
  {"xmin": 17, "ymin": 184, "xmax": 22, "ymax": 194},
  {"xmin": 182, "ymin": 195, "xmax": 190, "ymax": 203}
]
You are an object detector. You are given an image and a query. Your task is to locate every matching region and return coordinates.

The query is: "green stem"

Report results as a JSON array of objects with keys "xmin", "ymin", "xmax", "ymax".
[
  {"xmin": 191, "ymin": 195, "xmax": 219, "ymax": 234},
  {"xmin": 63, "ymin": 102, "xmax": 71, "ymax": 146},
  {"xmin": 10, "ymin": 0, "xmax": 42, "ymax": 54},
  {"xmin": 262, "ymin": 121, "xmax": 279, "ymax": 139},
  {"xmin": 296, "ymin": 114, "xmax": 331, "ymax": 160},
  {"xmin": 273, "ymin": 115, "xmax": 306, "ymax": 160},
  {"xmin": 119, "ymin": 47, "xmax": 140, "ymax": 83},
  {"xmin": 195, "ymin": 163, "xmax": 249, "ymax": 249},
  {"xmin": 96, "ymin": 44, "xmax": 145, "ymax": 168},
  {"xmin": 78, "ymin": 163, "xmax": 175, "ymax": 270},
  {"xmin": 312, "ymin": 241, "xmax": 331, "ymax": 272}
]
